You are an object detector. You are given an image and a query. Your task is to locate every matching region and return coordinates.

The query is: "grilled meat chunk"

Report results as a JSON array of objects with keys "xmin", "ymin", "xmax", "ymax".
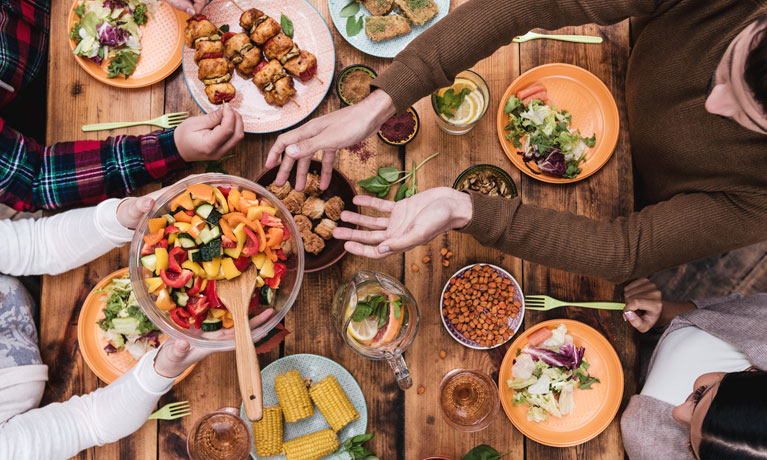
[
  {"xmin": 394, "ymin": 0, "xmax": 439, "ymax": 25},
  {"xmin": 284, "ymin": 50, "xmax": 317, "ymax": 82},
  {"xmin": 364, "ymin": 14, "xmax": 410, "ymax": 41}
]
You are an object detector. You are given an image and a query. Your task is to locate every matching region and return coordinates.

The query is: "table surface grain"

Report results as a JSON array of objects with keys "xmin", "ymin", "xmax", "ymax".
[{"xmin": 44, "ymin": 1, "xmax": 635, "ymax": 458}]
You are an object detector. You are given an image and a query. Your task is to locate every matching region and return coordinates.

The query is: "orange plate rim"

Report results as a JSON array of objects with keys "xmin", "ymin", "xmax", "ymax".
[
  {"xmin": 498, "ymin": 318, "xmax": 624, "ymax": 447},
  {"xmin": 495, "ymin": 63, "xmax": 620, "ymax": 184}
]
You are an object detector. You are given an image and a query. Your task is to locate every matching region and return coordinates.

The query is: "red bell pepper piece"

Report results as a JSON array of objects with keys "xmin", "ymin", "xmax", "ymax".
[
  {"xmin": 265, "ymin": 263, "xmax": 287, "ymax": 289},
  {"xmin": 233, "ymin": 256, "xmax": 251, "ymax": 272},
  {"xmin": 253, "ymin": 61, "xmax": 267, "ymax": 76},
  {"xmin": 170, "ymin": 307, "xmax": 191, "ymax": 329},
  {"xmin": 164, "ymin": 225, "xmax": 180, "ymax": 236},
  {"xmin": 260, "ymin": 214, "xmax": 284, "ymax": 229},
  {"xmin": 205, "ymin": 280, "xmax": 223, "ymax": 309},
  {"xmin": 249, "ymin": 294, "xmax": 262, "ymax": 315},
  {"xmin": 242, "ymin": 227, "xmax": 260, "ymax": 256},
  {"xmin": 187, "ymin": 276, "xmax": 204, "ymax": 296},
  {"xmin": 160, "ymin": 269, "xmax": 194, "ymax": 289},
  {"xmin": 168, "ymin": 247, "xmax": 188, "ymax": 273},
  {"xmin": 217, "ymin": 186, "xmax": 231, "ymax": 198},
  {"xmin": 221, "ymin": 235, "xmax": 237, "ymax": 248},
  {"xmin": 187, "ymin": 294, "xmax": 209, "ymax": 320},
  {"xmin": 141, "ymin": 238, "xmax": 168, "ymax": 256},
  {"xmin": 221, "ymin": 31, "xmax": 235, "ymax": 44},
  {"xmin": 276, "ymin": 249, "xmax": 287, "ymax": 261}
]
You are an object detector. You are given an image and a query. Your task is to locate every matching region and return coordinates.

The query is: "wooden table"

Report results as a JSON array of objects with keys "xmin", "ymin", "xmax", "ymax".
[{"xmin": 44, "ymin": 1, "xmax": 635, "ymax": 458}]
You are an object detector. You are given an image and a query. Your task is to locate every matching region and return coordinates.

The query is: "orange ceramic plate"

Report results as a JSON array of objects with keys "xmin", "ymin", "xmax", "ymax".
[
  {"xmin": 78, "ymin": 268, "xmax": 195, "ymax": 384},
  {"xmin": 67, "ymin": 0, "xmax": 187, "ymax": 88},
  {"xmin": 498, "ymin": 319, "xmax": 623, "ymax": 447},
  {"xmin": 496, "ymin": 64, "xmax": 620, "ymax": 184}
]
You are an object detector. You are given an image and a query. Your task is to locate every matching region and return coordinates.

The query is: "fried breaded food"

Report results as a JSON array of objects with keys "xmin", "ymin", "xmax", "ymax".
[
  {"xmin": 315, "ymin": 219, "xmax": 337, "ymax": 240},
  {"xmin": 302, "ymin": 231, "xmax": 325, "ymax": 255},
  {"xmin": 304, "ymin": 173, "xmax": 322, "ymax": 196},
  {"xmin": 293, "ymin": 214, "xmax": 313, "ymax": 234},
  {"xmin": 280, "ymin": 237, "xmax": 295, "ymax": 258},
  {"xmin": 194, "ymin": 40, "xmax": 224, "ymax": 64},
  {"xmin": 362, "ymin": 0, "xmax": 394, "ymax": 15},
  {"xmin": 282, "ymin": 190, "xmax": 306, "ymax": 214},
  {"xmin": 324, "ymin": 196, "xmax": 345, "ymax": 221},
  {"xmin": 302, "ymin": 196, "xmax": 326, "ymax": 220},
  {"xmin": 365, "ymin": 14, "xmax": 411, "ymax": 41},
  {"xmin": 395, "ymin": 0, "xmax": 439, "ymax": 25},
  {"xmin": 204, "ymin": 83, "xmax": 236, "ymax": 104},
  {"xmin": 268, "ymin": 181, "xmax": 292, "ymax": 199}
]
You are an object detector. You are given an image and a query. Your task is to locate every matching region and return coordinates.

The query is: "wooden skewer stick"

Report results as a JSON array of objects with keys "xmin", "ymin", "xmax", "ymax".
[
  {"xmin": 290, "ymin": 98, "xmax": 301, "ymax": 108},
  {"xmin": 230, "ymin": 0, "xmax": 246, "ymax": 13},
  {"xmin": 313, "ymin": 75, "xmax": 324, "ymax": 85}
]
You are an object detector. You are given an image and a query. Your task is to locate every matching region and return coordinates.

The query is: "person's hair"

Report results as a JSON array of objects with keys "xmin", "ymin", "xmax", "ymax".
[
  {"xmin": 744, "ymin": 16, "xmax": 767, "ymax": 113},
  {"xmin": 698, "ymin": 370, "xmax": 767, "ymax": 460}
]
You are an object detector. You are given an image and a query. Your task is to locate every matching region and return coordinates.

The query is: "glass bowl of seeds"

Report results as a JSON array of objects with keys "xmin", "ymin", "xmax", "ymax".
[{"xmin": 452, "ymin": 164, "xmax": 517, "ymax": 199}]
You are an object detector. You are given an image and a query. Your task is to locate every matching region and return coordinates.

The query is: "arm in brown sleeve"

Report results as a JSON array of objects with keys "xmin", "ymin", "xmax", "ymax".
[
  {"xmin": 460, "ymin": 191, "xmax": 767, "ymax": 284},
  {"xmin": 374, "ymin": 0, "xmax": 677, "ymax": 112}
]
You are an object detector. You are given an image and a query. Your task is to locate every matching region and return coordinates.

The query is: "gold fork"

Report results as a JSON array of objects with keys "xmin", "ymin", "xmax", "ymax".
[
  {"xmin": 82, "ymin": 112, "xmax": 188, "ymax": 132},
  {"xmin": 524, "ymin": 294, "xmax": 625, "ymax": 311},
  {"xmin": 148, "ymin": 401, "xmax": 191, "ymax": 420}
]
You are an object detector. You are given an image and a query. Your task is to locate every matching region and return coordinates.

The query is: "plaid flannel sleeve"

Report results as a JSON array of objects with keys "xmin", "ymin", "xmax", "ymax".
[{"xmin": 0, "ymin": 119, "xmax": 188, "ymax": 211}]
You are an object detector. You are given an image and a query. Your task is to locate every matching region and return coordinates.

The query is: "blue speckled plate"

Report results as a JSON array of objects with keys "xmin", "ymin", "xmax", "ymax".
[
  {"xmin": 240, "ymin": 354, "xmax": 368, "ymax": 459},
  {"xmin": 328, "ymin": 0, "xmax": 451, "ymax": 58}
]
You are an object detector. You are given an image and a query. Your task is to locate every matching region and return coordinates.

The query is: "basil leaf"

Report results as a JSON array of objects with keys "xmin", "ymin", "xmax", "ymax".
[
  {"xmin": 340, "ymin": 0, "xmax": 360, "ymax": 17},
  {"xmin": 377, "ymin": 304, "xmax": 388, "ymax": 329},
  {"xmin": 346, "ymin": 14, "xmax": 364, "ymax": 36},
  {"xmin": 376, "ymin": 187, "xmax": 390, "ymax": 198},
  {"xmin": 394, "ymin": 182, "xmax": 409, "ymax": 201},
  {"xmin": 391, "ymin": 298, "xmax": 401, "ymax": 319},
  {"xmin": 219, "ymin": 24, "xmax": 229, "ymax": 33},
  {"xmin": 462, "ymin": 445, "xmax": 513, "ymax": 460},
  {"xmin": 405, "ymin": 187, "xmax": 414, "ymax": 198},
  {"xmin": 358, "ymin": 175, "xmax": 390, "ymax": 194},
  {"xmin": 351, "ymin": 432, "xmax": 375, "ymax": 444},
  {"xmin": 343, "ymin": 438, "xmax": 354, "ymax": 448},
  {"xmin": 378, "ymin": 167, "xmax": 400, "ymax": 183},
  {"xmin": 281, "ymin": 14, "xmax": 294, "ymax": 38}
]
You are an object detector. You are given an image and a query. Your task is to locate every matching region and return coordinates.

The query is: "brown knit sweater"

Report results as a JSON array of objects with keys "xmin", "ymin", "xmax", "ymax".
[{"xmin": 373, "ymin": 0, "xmax": 767, "ymax": 283}]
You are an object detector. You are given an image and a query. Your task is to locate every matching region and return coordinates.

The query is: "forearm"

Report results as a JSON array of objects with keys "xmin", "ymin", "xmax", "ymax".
[
  {"xmin": 0, "ymin": 198, "xmax": 134, "ymax": 276},
  {"xmin": 0, "ymin": 349, "xmax": 174, "ymax": 460},
  {"xmin": 0, "ymin": 118, "xmax": 184, "ymax": 211},
  {"xmin": 460, "ymin": 191, "xmax": 767, "ymax": 284},
  {"xmin": 657, "ymin": 301, "xmax": 696, "ymax": 327},
  {"xmin": 373, "ymin": 0, "xmax": 668, "ymax": 111}
]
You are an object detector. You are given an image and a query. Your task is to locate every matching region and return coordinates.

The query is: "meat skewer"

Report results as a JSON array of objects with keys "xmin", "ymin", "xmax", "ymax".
[
  {"xmin": 252, "ymin": 60, "xmax": 297, "ymax": 107},
  {"xmin": 185, "ymin": 15, "xmax": 236, "ymax": 104},
  {"xmin": 222, "ymin": 32, "xmax": 262, "ymax": 77}
]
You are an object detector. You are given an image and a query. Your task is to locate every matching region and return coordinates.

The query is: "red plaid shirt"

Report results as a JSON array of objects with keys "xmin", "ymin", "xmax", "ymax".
[{"xmin": 0, "ymin": 0, "xmax": 187, "ymax": 212}]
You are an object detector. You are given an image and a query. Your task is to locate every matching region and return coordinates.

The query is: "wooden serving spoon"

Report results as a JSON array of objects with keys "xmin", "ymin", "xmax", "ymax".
[{"xmin": 216, "ymin": 265, "xmax": 263, "ymax": 422}]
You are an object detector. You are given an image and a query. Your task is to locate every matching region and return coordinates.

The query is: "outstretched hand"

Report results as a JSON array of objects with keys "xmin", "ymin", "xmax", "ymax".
[
  {"xmin": 333, "ymin": 187, "xmax": 473, "ymax": 259},
  {"xmin": 265, "ymin": 90, "xmax": 396, "ymax": 192},
  {"xmin": 163, "ymin": 0, "xmax": 205, "ymax": 16}
]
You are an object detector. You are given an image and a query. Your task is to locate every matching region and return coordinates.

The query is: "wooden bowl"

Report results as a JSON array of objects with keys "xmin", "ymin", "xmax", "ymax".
[{"xmin": 256, "ymin": 161, "xmax": 359, "ymax": 272}]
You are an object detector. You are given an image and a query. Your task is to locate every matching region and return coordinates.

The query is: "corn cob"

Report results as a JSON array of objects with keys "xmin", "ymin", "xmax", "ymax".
[
  {"xmin": 252, "ymin": 405, "xmax": 283, "ymax": 457},
  {"xmin": 282, "ymin": 429, "xmax": 339, "ymax": 460},
  {"xmin": 309, "ymin": 375, "xmax": 360, "ymax": 432},
  {"xmin": 274, "ymin": 370, "xmax": 314, "ymax": 422}
]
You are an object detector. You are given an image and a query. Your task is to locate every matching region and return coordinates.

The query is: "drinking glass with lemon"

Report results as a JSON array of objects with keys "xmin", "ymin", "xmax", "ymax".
[{"xmin": 431, "ymin": 70, "xmax": 490, "ymax": 135}]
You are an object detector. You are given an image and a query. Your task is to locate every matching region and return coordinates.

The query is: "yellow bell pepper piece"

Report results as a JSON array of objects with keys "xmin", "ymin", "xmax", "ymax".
[
  {"xmin": 227, "ymin": 189, "xmax": 241, "ymax": 212},
  {"xmin": 148, "ymin": 217, "xmax": 167, "ymax": 234},
  {"xmin": 221, "ymin": 258, "xmax": 242, "ymax": 280},
  {"xmin": 255, "ymin": 275, "xmax": 265, "ymax": 288},
  {"xmin": 200, "ymin": 279, "xmax": 208, "ymax": 292},
  {"xmin": 252, "ymin": 252, "xmax": 268, "ymax": 270},
  {"xmin": 213, "ymin": 187, "xmax": 229, "ymax": 214},
  {"xmin": 203, "ymin": 257, "xmax": 221, "ymax": 279},
  {"xmin": 167, "ymin": 233, "xmax": 177, "ymax": 245},
  {"xmin": 155, "ymin": 288, "xmax": 175, "ymax": 311},
  {"xmin": 246, "ymin": 206, "xmax": 277, "ymax": 221},
  {"xmin": 216, "ymin": 264, "xmax": 226, "ymax": 280},
  {"xmin": 222, "ymin": 315, "xmax": 234, "ymax": 328},
  {"xmin": 174, "ymin": 222, "xmax": 191, "ymax": 232},
  {"xmin": 188, "ymin": 215, "xmax": 205, "ymax": 238},
  {"xmin": 259, "ymin": 258, "xmax": 274, "ymax": 279},
  {"xmin": 170, "ymin": 192, "xmax": 194, "ymax": 211},
  {"xmin": 182, "ymin": 260, "xmax": 204, "ymax": 277},
  {"xmin": 144, "ymin": 277, "xmax": 164, "ymax": 293},
  {"xmin": 223, "ymin": 223, "xmax": 247, "ymax": 259},
  {"xmin": 154, "ymin": 247, "xmax": 169, "ymax": 274}
]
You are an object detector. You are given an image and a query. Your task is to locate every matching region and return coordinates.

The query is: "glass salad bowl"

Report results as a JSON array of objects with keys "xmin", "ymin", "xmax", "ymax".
[{"xmin": 129, "ymin": 174, "xmax": 305, "ymax": 349}]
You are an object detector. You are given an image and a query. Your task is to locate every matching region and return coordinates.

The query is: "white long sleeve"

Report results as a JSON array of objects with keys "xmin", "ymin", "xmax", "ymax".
[
  {"xmin": 0, "ymin": 199, "xmax": 135, "ymax": 276},
  {"xmin": 0, "ymin": 348, "xmax": 175, "ymax": 460}
]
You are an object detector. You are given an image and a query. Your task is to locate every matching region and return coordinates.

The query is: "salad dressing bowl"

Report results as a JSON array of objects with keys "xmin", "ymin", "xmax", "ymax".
[{"xmin": 129, "ymin": 174, "xmax": 305, "ymax": 350}]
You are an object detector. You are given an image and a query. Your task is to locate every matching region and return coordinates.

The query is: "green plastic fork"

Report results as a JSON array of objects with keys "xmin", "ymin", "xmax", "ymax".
[
  {"xmin": 82, "ymin": 112, "xmax": 188, "ymax": 132},
  {"xmin": 512, "ymin": 31, "xmax": 603, "ymax": 44},
  {"xmin": 148, "ymin": 401, "xmax": 191, "ymax": 420},
  {"xmin": 524, "ymin": 294, "xmax": 625, "ymax": 311}
]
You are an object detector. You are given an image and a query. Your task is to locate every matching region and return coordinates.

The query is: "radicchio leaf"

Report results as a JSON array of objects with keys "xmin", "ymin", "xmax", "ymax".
[
  {"xmin": 97, "ymin": 23, "xmax": 129, "ymax": 46},
  {"xmin": 103, "ymin": 0, "xmax": 128, "ymax": 9},
  {"xmin": 536, "ymin": 148, "xmax": 566, "ymax": 177},
  {"xmin": 523, "ymin": 344, "xmax": 586, "ymax": 369}
]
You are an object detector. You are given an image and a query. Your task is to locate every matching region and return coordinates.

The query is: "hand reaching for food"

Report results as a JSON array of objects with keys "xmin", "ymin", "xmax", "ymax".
[
  {"xmin": 174, "ymin": 104, "xmax": 245, "ymax": 162},
  {"xmin": 265, "ymin": 89, "xmax": 396, "ymax": 192},
  {"xmin": 163, "ymin": 0, "xmax": 205, "ymax": 17},
  {"xmin": 333, "ymin": 187, "xmax": 473, "ymax": 259}
]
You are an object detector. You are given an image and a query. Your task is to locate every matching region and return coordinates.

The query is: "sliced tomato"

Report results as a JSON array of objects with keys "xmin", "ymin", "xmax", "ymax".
[
  {"xmin": 213, "ymin": 91, "xmax": 235, "ymax": 104},
  {"xmin": 221, "ymin": 235, "xmax": 237, "ymax": 248},
  {"xmin": 242, "ymin": 227, "xmax": 261, "ymax": 256},
  {"xmin": 170, "ymin": 307, "xmax": 191, "ymax": 329},
  {"xmin": 160, "ymin": 269, "xmax": 194, "ymax": 289},
  {"xmin": 265, "ymin": 262, "xmax": 287, "ymax": 288},
  {"xmin": 168, "ymin": 247, "xmax": 188, "ymax": 273},
  {"xmin": 260, "ymin": 214, "xmax": 284, "ymax": 229},
  {"xmin": 164, "ymin": 225, "xmax": 180, "ymax": 236},
  {"xmin": 233, "ymin": 256, "xmax": 251, "ymax": 272},
  {"xmin": 187, "ymin": 276, "xmax": 204, "ymax": 296},
  {"xmin": 202, "ymin": 52, "xmax": 224, "ymax": 59},
  {"xmin": 187, "ymin": 294, "xmax": 210, "ymax": 319},
  {"xmin": 141, "ymin": 238, "xmax": 168, "ymax": 256},
  {"xmin": 205, "ymin": 280, "xmax": 222, "ymax": 309}
]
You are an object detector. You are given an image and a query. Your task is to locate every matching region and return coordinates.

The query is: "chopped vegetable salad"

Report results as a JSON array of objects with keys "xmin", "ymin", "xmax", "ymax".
[
  {"xmin": 507, "ymin": 324, "xmax": 600, "ymax": 422},
  {"xmin": 140, "ymin": 183, "xmax": 290, "ymax": 331}
]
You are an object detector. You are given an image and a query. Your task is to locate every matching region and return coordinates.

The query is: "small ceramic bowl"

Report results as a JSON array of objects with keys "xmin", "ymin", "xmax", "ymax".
[
  {"xmin": 440, "ymin": 263, "xmax": 525, "ymax": 350},
  {"xmin": 256, "ymin": 160, "xmax": 359, "ymax": 273},
  {"xmin": 336, "ymin": 64, "xmax": 377, "ymax": 106},
  {"xmin": 453, "ymin": 164, "xmax": 517, "ymax": 199},
  {"xmin": 377, "ymin": 107, "xmax": 420, "ymax": 146}
]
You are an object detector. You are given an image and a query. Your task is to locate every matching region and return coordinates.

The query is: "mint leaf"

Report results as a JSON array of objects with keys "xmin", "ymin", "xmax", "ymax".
[
  {"xmin": 377, "ymin": 167, "xmax": 400, "ymax": 183},
  {"xmin": 346, "ymin": 14, "xmax": 364, "ymax": 36},
  {"xmin": 435, "ymin": 88, "xmax": 471, "ymax": 118},
  {"xmin": 357, "ymin": 175, "xmax": 389, "ymax": 194}
]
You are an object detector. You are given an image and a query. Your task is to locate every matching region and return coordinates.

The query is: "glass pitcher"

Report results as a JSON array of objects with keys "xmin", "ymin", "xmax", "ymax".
[{"xmin": 332, "ymin": 271, "xmax": 419, "ymax": 390}]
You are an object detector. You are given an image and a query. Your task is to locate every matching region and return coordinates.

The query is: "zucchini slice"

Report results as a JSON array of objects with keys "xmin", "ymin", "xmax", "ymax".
[
  {"xmin": 195, "ymin": 204, "xmax": 214, "ymax": 219},
  {"xmin": 140, "ymin": 254, "xmax": 157, "ymax": 272},
  {"xmin": 201, "ymin": 318, "xmax": 223, "ymax": 332},
  {"xmin": 177, "ymin": 233, "xmax": 196, "ymax": 249},
  {"xmin": 259, "ymin": 286, "xmax": 274, "ymax": 305},
  {"xmin": 171, "ymin": 291, "xmax": 189, "ymax": 307},
  {"xmin": 188, "ymin": 248, "xmax": 202, "ymax": 263}
]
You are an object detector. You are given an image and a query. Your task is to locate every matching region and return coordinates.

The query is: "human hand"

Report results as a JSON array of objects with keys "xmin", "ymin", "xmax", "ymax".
[
  {"xmin": 153, "ymin": 308, "xmax": 276, "ymax": 378},
  {"xmin": 623, "ymin": 278, "xmax": 662, "ymax": 332},
  {"xmin": 265, "ymin": 90, "xmax": 396, "ymax": 192},
  {"xmin": 333, "ymin": 187, "xmax": 473, "ymax": 259},
  {"xmin": 163, "ymin": 0, "xmax": 205, "ymax": 16},
  {"xmin": 174, "ymin": 104, "xmax": 245, "ymax": 162}
]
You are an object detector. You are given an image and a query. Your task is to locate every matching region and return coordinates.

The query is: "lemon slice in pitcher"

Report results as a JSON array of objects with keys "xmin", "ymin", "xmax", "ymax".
[
  {"xmin": 348, "ymin": 317, "xmax": 379, "ymax": 344},
  {"xmin": 451, "ymin": 92, "xmax": 482, "ymax": 126}
]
